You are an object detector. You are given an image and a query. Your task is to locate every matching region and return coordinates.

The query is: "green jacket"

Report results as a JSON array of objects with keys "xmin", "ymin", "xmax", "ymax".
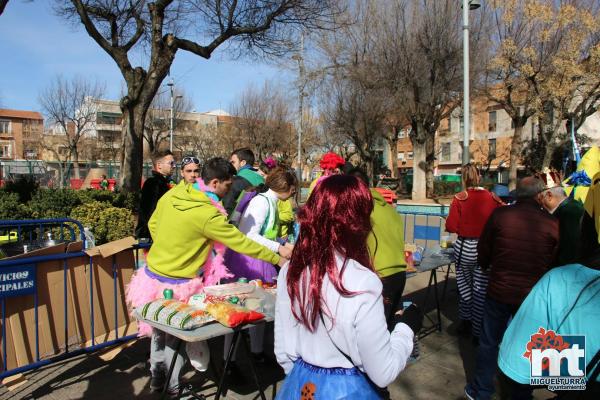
[
  {"xmin": 554, "ymin": 197, "xmax": 584, "ymax": 266},
  {"xmin": 367, "ymin": 189, "xmax": 406, "ymax": 277},
  {"xmin": 147, "ymin": 181, "xmax": 280, "ymax": 279},
  {"xmin": 237, "ymin": 167, "xmax": 264, "ymax": 186}
]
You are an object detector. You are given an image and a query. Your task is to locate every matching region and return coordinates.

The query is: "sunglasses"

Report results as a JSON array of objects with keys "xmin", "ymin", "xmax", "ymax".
[{"xmin": 182, "ymin": 156, "xmax": 200, "ymax": 166}]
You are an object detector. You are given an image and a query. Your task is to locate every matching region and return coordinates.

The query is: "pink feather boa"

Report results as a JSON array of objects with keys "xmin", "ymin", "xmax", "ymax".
[{"xmin": 126, "ymin": 179, "xmax": 233, "ymax": 336}]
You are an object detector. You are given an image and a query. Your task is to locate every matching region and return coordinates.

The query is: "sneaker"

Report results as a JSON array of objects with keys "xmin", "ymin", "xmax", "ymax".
[{"xmin": 149, "ymin": 374, "xmax": 165, "ymax": 392}]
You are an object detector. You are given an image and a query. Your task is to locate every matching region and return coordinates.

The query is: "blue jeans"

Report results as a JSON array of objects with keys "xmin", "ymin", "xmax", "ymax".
[{"xmin": 466, "ymin": 297, "xmax": 532, "ymax": 400}]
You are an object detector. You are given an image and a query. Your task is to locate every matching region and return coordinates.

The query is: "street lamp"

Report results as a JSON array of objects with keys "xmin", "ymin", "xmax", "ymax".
[
  {"xmin": 462, "ymin": 0, "xmax": 481, "ymax": 165},
  {"xmin": 167, "ymin": 79, "xmax": 183, "ymax": 153},
  {"xmin": 292, "ymin": 33, "xmax": 305, "ymax": 182}
]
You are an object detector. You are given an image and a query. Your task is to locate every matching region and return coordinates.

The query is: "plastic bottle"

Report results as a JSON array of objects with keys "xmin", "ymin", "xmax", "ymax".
[
  {"xmin": 46, "ymin": 232, "xmax": 56, "ymax": 246},
  {"xmin": 83, "ymin": 227, "xmax": 96, "ymax": 250}
]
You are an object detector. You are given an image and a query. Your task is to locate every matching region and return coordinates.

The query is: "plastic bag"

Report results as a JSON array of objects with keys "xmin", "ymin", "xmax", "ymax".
[{"xmin": 187, "ymin": 341, "xmax": 210, "ymax": 372}]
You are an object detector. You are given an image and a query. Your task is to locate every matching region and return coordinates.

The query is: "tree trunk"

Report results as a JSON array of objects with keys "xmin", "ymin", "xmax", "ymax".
[
  {"xmin": 541, "ymin": 139, "xmax": 556, "ymax": 169},
  {"xmin": 120, "ymin": 103, "xmax": 146, "ymax": 193},
  {"xmin": 425, "ymin": 134, "xmax": 435, "ymax": 197},
  {"xmin": 385, "ymin": 137, "xmax": 398, "ymax": 178},
  {"xmin": 71, "ymin": 146, "xmax": 81, "ymax": 179},
  {"xmin": 412, "ymin": 140, "xmax": 427, "ymax": 201},
  {"xmin": 57, "ymin": 163, "xmax": 65, "ymax": 189},
  {"xmin": 508, "ymin": 123, "xmax": 525, "ymax": 191}
]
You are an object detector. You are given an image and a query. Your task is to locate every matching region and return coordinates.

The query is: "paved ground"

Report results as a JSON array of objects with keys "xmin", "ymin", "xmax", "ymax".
[{"xmin": 0, "ymin": 269, "xmax": 555, "ymax": 400}]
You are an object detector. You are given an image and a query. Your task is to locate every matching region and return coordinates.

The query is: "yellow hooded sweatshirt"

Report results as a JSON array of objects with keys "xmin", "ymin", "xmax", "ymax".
[{"xmin": 147, "ymin": 181, "xmax": 280, "ymax": 279}]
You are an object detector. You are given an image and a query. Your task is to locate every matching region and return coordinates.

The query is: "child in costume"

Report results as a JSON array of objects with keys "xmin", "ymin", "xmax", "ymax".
[
  {"xmin": 223, "ymin": 166, "xmax": 297, "ymax": 364},
  {"xmin": 126, "ymin": 158, "xmax": 286, "ymax": 395},
  {"xmin": 275, "ymin": 175, "xmax": 422, "ymax": 399},
  {"xmin": 258, "ymin": 157, "xmax": 296, "ymax": 238}
]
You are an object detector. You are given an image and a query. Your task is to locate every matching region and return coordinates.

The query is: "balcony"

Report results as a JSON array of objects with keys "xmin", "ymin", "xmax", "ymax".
[{"xmin": 96, "ymin": 123, "xmax": 122, "ymax": 132}]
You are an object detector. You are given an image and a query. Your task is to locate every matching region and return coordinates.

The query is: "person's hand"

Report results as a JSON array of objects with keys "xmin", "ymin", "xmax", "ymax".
[
  {"xmin": 278, "ymin": 243, "xmax": 293, "ymax": 259},
  {"xmin": 393, "ymin": 304, "xmax": 423, "ymax": 335},
  {"xmin": 277, "ymin": 256, "xmax": 289, "ymax": 268}
]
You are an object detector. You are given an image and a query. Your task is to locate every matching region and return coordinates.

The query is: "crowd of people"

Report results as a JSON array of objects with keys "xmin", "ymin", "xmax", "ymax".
[{"xmin": 125, "ymin": 147, "xmax": 598, "ymax": 399}]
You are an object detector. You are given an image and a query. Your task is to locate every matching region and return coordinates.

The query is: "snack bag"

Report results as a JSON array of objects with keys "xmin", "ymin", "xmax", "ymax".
[
  {"xmin": 140, "ymin": 299, "xmax": 214, "ymax": 330},
  {"xmin": 205, "ymin": 302, "xmax": 264, "ymax": 328}
]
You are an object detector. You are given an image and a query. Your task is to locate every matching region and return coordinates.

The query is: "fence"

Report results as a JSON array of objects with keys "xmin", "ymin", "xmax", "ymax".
[{"xmin": 0, "ymin": 218, "xmax": 148, "ymax": 380}]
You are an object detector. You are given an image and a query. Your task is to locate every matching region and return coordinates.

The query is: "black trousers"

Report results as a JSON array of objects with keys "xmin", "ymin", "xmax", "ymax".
[{"xmin": 381, "ymin": 270, "xmax": 407, "ymax": 330}]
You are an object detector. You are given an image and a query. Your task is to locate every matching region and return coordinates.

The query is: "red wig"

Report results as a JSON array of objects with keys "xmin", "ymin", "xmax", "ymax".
[
  {"xmin": 319, "ymin": 152, "xmax": 345, "ymax": 172},
  {"xmin": 287, "ymin": 174, "xmax": 374, "ymax": 332}
]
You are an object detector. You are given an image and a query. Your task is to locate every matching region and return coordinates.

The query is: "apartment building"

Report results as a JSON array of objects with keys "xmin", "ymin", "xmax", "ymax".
[{"xmin": 0, "ymin": 109, "xmax": 44, "ymax": 160}]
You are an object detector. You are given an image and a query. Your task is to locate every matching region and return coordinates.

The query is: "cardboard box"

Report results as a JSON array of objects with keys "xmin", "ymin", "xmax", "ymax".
[
  {"xmin": 1, "ymin": 243, "xmax": 81, "ymax": 371},
  {"xmin": 0, "ymin": 237, "xmax": 138, "ymax": 373},
  {"xmin": 78, "ymin": 236, "xmax": 138, "ymax": 344}
]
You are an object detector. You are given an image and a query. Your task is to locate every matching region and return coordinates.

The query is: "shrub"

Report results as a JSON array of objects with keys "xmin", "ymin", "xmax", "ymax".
[
  {"xmin": 98, "ymin": 207, "xmax": 135, "ymax": 243},
  {"xmin": 70, "ymin": 201, "xmax": 112, "ymax": 238},
  {"xmin": 3, "ymin": 175, "xmax": 39, "ymax": 203},
  {"xmin": 75, "ymin": 189, "xmax": 116, "ymax": 205},
  {"xmin": 433, "ymin": 181, "xmax": 462, "ymax": 197},
  {"xmin": 70, "ymin": 201, "xmax": 134, "ymax": 244},
  {"xmin": 0, "ymin": 191, "xmax": 32, "ymax": 220},
  {"xmin": 28, "ymin": 189, "xmax": 83, "ymax": 219}
]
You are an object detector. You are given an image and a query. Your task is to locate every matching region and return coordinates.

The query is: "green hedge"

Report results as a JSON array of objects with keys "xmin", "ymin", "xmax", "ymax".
[{"xmin": 0, "ymin": 187, "xmax": 136, "ymax": 245}]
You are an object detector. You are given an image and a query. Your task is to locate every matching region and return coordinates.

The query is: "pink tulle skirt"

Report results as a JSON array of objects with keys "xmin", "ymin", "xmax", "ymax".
[{"xmin": 126, "ymin": 267, "xmax": 204, "ymax": 337}]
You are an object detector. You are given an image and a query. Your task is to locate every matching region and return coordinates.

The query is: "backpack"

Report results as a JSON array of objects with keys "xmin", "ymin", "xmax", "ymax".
[{"xmin": 229, "ymin": 190, "xmax": 259, "ymax": 227}]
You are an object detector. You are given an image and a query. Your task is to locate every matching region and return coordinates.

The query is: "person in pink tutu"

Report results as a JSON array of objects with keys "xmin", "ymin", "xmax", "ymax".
[
  {"xmin": 126, "ymin": 157, "xmax": 287, "ymax": 395},
  {"xmin": 223, "ymin": 166, "xmax": 297, "ymax": 368}
]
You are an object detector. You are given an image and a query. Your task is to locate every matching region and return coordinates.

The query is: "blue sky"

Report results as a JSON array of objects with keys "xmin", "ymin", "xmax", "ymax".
[{"xmin": 0, "ymin": 0, "xmax": 293, "ymax": 114}]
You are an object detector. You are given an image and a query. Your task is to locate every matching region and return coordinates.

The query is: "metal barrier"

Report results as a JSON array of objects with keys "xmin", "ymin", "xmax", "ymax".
[{"xmin": 0, "ymin": 218, "xmax": 149, "ymax": 380}]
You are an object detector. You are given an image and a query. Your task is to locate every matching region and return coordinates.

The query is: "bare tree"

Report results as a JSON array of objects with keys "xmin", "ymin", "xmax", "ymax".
[
  {"xmin": 144, "ymin": 88, "xmax": 193, "ymax": 155},
  {"xmin": 229, "ymin": 82, "xmax": 295, "ymax": 161},
  {"xmin": 0, "ymin": 0, "xmax": 8, "ymax": 16},
  {"xmin": 372, "ymin": 0, "xmax": 490, "ymax": 199},
  {"xmin": 56, "ymin": 0, "xmax": 340, "ymax": 193},
  {"xmin": 39, "ymin": 75, "xmax": 105, "ymax": 180},
  {"xmin": 316, "ymin": 0, "xmax": 392, "ymax": 182}
]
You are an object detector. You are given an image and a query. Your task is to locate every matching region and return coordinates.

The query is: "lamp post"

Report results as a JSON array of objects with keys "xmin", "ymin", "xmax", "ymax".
[
  {"xmin": 462, "ymin": 0, "xmax": 481, "ymax": 165},
  {"xmin": 292, "ymin": 34, "xmax": 305, "ymax": 182}
]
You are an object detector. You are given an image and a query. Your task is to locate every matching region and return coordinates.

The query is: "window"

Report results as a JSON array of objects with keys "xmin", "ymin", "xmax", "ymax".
[
  {"xmin": 441, "ymin": 143, "xmax": 451, "ymax": 162},
  {"xmin": 0, "ymin": 120, "xmax": 10, "ymax": 134},
  {"xmin": 397, "ymin": 152, "xmax": 405, "ymax": 161},
  {"xmin": 398, "ymin": 130, "xmax": 405, "ymax": 138},
  {"xmin": 488, "ymin": 111, "xmax": 497, "ymax": 132},
  {"xmin": 0, "ymin": 143, "xmax": 11, "ymax": 158},
  {"xmin": 407, "ymin": 152, "xmax": 414, "ymax": 160},
  {"xmin": 448, "ymin": 117, "xmax": 452, "ymax": 132},
  {"xmin": 488, "ymin": 138, "xmax": 497, "ymax": 160}
]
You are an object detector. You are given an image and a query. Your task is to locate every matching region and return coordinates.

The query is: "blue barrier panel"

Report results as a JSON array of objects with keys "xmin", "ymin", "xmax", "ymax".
[
  {"xmin": 398, "ymin": 212, "xmax": 448, "ymax": 248},
  {"xmin": 0, "ymin": 218, "xmax": 150, "ymax": 380}
]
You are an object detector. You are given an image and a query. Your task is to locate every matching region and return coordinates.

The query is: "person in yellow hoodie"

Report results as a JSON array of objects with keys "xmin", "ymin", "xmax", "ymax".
[
  {"xmin": 348, "ymin": 168, "xmax": 407, "ymax": 326},
  {"xmin": 126, "ymin": 157, "xmax": 286, "ymax": 395}
]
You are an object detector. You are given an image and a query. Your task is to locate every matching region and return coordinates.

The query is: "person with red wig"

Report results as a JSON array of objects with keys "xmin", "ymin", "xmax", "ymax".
[
  {"xmin": 274, "ymin": 175, "xmax": 422, "ymax": 399},
  {"xmin": 308, "ymin": 152, "xmax": 346, "ymax": 195}
]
